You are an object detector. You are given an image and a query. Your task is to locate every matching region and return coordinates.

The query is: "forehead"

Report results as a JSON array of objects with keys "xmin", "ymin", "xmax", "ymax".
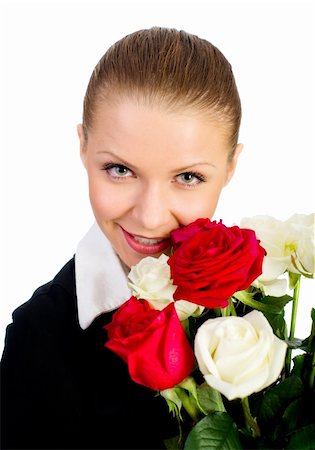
[{"xmin": 89, "ymin": 97, "xmax": 231, "ymax": 158}]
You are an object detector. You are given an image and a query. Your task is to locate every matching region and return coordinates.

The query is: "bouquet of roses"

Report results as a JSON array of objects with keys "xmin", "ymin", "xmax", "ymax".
[{"xmin": 105, "ymin": 214, "xmax": 315, "ymax": 450}]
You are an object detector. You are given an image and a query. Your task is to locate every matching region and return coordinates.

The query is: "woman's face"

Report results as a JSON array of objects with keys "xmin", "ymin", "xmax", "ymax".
[{"xmin": 79, "ymin": 98, "xmax": 242, "ymax": 268}]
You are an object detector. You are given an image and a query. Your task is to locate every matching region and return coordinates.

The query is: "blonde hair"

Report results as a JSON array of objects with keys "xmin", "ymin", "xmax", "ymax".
[{"xmin": 82, "ymin": 27, "xmax": 241, "ymax": 156}]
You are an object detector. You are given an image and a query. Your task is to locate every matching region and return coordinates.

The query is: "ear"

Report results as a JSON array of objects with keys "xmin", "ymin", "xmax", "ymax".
[
  {"xmin": 224, "ymin": 143, "xmax": 243, "ymax": 186},
  {"xmin": 77, "ymin": 124, "xmax": 87, "ymax": 168}
]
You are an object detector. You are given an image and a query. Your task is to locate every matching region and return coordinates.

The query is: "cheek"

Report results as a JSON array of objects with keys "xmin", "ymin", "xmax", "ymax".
[
  {"xmin": 178, "ymin": 184, "xmax": 224, "ymax": 225},
  {"xmin": 88, "ymin": 177, "xmax": 129, "ymax": 221}
]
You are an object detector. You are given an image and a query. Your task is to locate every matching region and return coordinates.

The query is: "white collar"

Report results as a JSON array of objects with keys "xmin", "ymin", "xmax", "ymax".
[{"xmin": 75, "ymin": 222, "xmax": 131, "ymax": 330}]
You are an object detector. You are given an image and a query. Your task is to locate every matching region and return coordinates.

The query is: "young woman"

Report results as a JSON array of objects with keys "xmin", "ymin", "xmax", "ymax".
[{"xmin": 1, "ymin": 27, "xmax": 242, "ymax": 449}]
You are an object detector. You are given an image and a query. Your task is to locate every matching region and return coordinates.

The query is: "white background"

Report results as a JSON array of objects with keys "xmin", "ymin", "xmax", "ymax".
[{"xmin": 1, "ymin": 0, "xmax": 314, "ymax": 354}]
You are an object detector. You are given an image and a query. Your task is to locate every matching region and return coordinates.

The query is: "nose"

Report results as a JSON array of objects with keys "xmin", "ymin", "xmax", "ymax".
[{"xmin": 131, "ymin": 182, "xmax": 174, "ymax": 233}]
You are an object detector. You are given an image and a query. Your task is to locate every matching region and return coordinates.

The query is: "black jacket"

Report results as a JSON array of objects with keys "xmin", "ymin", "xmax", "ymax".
[{"xmin": 1, "ymin": 258, "xmax": 177, "ymax": 449}]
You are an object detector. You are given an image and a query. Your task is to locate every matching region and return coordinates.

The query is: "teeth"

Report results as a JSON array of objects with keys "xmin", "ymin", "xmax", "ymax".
[{"xmin": 133, "ymin": 236, "xmax": 164, "ymax": 245}]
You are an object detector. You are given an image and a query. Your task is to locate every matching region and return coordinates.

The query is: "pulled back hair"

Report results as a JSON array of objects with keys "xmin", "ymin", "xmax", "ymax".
[{"xmin": 82, "ymin": 27, "xmax": 241, "ymax": 156}]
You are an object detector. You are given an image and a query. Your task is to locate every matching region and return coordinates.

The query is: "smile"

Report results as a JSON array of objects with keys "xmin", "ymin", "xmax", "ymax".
[
  {"xmin": 120, "ymin": 227, "xmax": 171, "ymax": 255},
  {"xmin": 133, "ymin": 236, "xmax": 164, "ymax": 244}
]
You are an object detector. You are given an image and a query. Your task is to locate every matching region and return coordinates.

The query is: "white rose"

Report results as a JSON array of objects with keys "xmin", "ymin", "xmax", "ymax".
[
  {"xmin": 252, "ymin": 278, "xmax": 287, "ymax": 297},
  {"xmin": 128, "ymin": 254, "xmax": 175, "ymax": 304},
  {"xmin": 241, "ymin": 214, "xmax": 315, "ymax": 285},
  {"xmin": 128, "ymin": 254, "xmax": 204, "ymax": 320},
  {"xmin": 174, "ymin": 300, "xmax": 204, "ymax": 322},
  {"xmin": 194, "ymin": 310, "xmax": 287, "ymax": 400},
  {"xmin": 285, "ymin": 213, "xmax": 315, "ymax": 275},
  {"xmin": 240, "ymin": 215, "xmax": 290, "ymax": 282}
]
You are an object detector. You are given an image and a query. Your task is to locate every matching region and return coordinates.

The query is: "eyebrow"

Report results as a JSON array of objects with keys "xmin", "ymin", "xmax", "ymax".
[
  {"xmin": 96, "ymin": 151, "xmax": 138, "ymax": 171},
  {"xmin": 175, "ymin": 161, "xmax": 217, "ymax": 171},
  {"xmin": 96, "ymin": 150, "xmax": 217, "ymax": 170}
]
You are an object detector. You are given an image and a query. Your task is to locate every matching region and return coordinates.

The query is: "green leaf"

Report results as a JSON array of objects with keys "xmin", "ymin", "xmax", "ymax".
[
  {"xmin": 275, "ymin": 397, "xmax": 304, "ymax": 436},
  {"xmin": 233, "ymin": 291, "xmax": 292, "ymax": 315},
  {"xmin": 286, "ymin": 424, "xmax": 315, "ymax": 449},
  {"xmin": 291, "ymin": 351, "xmax": 314, "ymax": 390},
  {"xmin": 161, "ymin": 391, "xmax": 183, "ymax": 421},
  {"xmin": 196, "ymin": 383, "xmax": 226, "ymax": 414},
  {"xmin": 184, "ymin": 412, "xmax": 243, "ymax": 450},
  {"xmin": 258, "ymin": 295, "xmax": 292, "ymax": 339},
  {"xmin": 256, "ymin": 375, "xmax": 303, "ymax": 425},
  {"xmin": 264, "ymin": 310, "xmax": 288, "ymax": 340},
  {"xmin": 263, "ymin": 295, "xmax": 293, "ymax": 310},
  {"xmin": 291, "ymin": 354, "xmax": 306, "ymax": 378},
  {"xmin": 306, "ymin": 308, "xmax": 315, "ymax": 353},
  {"xmin": 233, "ymin": 291, "xmax": 268, "ymax": 313}
]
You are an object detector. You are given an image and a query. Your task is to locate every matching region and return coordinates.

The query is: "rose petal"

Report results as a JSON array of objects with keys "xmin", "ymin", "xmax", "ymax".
[{"xmin": 194, "ymin": 311, "xmax": 287, "ymax": 400}]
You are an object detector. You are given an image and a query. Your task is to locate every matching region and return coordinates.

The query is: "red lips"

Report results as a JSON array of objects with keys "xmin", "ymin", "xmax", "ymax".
[{"xmin": 121, "ymin": 227, "xmax": 171, "ymax": 255}]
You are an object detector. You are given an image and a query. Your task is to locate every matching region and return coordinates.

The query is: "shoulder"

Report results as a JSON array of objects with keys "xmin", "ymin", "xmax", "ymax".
[{"xmin": 8, "ymin": 258, "xmax": 79, "ymax": 340}]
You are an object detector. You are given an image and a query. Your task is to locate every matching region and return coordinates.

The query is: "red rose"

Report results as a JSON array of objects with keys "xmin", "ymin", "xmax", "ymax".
[
  {"xmin": 168, "ymin": 219, "xmax": 265, "ymax": 308},
  {"xmin": 171, "ymin": 218, "xmax": 212, "ymax": 247},
  {"xmin": 104, "ymin": 297, "xmax": 195, "ymax": 391}
]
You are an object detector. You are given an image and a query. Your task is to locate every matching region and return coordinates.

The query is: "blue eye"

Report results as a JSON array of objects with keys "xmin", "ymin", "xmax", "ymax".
[
  {"xmin": 103, "ymin": 163, "xmax": 133, "ymax": 178},
  {"xmin": 176, "ymin": 171, "xmax": 206, "ymax": 186}
]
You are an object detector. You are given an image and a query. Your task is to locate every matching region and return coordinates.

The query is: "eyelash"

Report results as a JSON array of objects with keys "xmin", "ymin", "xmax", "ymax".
[
  {"xmin": 176, "ymin": 171, "xmax": 206, "ymax": 187},
  {"xmin": 101, "ymin": 162, "xmax": 206, "ymax": 187},
  {"xmin": 102, "ymin": 163, "xmax": 134, "ymax": 179}
]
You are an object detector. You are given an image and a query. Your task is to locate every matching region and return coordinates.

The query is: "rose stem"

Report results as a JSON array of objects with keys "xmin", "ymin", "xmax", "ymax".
[
  {"xmin": 241, "ymin": 397, "xmax": 261, "ymax": 438},
  {"xmin": 221, "ymin": 306, "xmax": 230, "ymax": 317},
  {"xmin": 285, "ymin": 274, "xmax": 301, "ymax": 376},
  {"xmin": 175, "ymin": 389, "xmax": 200, "ymax": 423},
  {"xmin": 229, "ymin": 297, "xmax": 237, "ymax": 317}
]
